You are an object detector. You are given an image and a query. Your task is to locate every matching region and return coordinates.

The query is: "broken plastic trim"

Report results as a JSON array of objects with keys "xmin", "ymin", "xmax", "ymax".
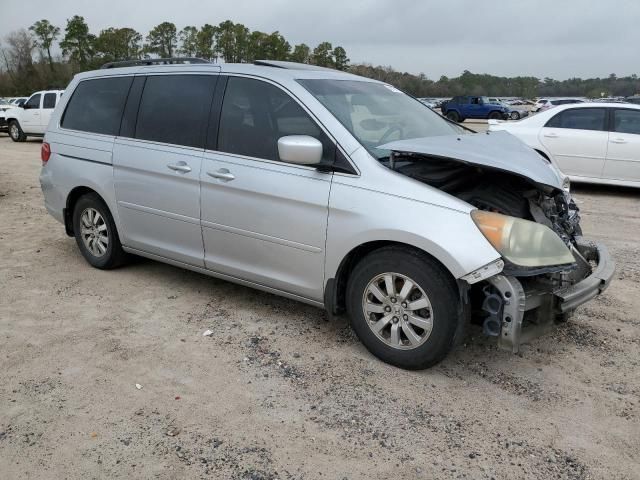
[
  {"xmin": 501, "ymin": 258, "xmax": 576, "ymax": 277},
  {"xmin": 461, "ymin": 259, "xmax": 505, "ymax": 284}
]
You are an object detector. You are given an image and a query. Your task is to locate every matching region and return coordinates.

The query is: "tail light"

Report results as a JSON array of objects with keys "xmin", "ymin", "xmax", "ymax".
[{"xmin": 41, "ymin": 142, "xmax": 51, "ymax": 164}]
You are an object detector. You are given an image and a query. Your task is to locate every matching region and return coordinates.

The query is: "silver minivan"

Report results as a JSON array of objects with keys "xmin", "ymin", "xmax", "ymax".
[{"xmin": 40, "ymin": 59, "xmax": 614, "ymax": 369}]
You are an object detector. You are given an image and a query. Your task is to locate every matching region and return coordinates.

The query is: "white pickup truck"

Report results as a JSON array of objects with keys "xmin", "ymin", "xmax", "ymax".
[{"xmin": 3, "ymin": 90, "xmax": 64, "ymax": 141}]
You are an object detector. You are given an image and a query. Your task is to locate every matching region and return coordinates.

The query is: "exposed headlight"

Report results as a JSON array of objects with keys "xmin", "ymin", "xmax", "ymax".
[
  {"xmin": 562, "ymin": 176, "xmax": 571, "ymax": 192},
  {"xmin": 471, "ymin": 210, "xmax": 575, "ymax": 267}
]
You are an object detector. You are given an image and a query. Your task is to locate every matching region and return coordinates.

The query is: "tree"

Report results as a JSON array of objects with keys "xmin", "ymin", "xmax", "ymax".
[
  {"xmin": 264, "ymin": 31, "xmax": 290, "ymax": 60},
  {"xmin": 95, "ymin": 27, "xmax": 142, "ymax": 61},
  {"xmin": 214, "ymin": 20, "xmax": 236, "ymax": 62},
  {"xmin": 311, "ymin": 42, "xmax": 333, "ymax": 67},
  {"xmin": 60, "ymin": 15, "xmax": 95, "ymax": 70},
  {"xmin": 146, "ymin": 22, "xmax": 177, "ymax": 58},
  {"xmin": 332, "ymin": 46, "xmax": 349, "ymax": 70},
  {"xmin": 179, "ymin": 26, "xmax": 198, "ymax": 57},
  {"xmin": 29, "ymin": 19, "xmax": 60, "ymax": 70},
  {"xmin": 1, "ymin": 29, "xmax": 39, "ymax": 93},
  {"xmin": 214, "ymin": 21, "xmax": 250, "ymax": 62},
  {"xmin": 195, "ymin": 24, "xmax": 217, "ymax": 60},
  {"xmin": 289, "ymin": 43, "xmax": 310, "ymax": 63}
]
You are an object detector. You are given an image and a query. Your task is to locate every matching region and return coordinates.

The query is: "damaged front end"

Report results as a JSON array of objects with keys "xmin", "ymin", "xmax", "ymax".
[{"xmin": 379, "ymin": 132, "xmax": 616, "ymax": 352}]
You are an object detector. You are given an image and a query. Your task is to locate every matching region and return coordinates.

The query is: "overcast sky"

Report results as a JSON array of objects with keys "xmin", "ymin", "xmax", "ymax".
[{"xmin": 1, "ymin": 0, "xmax": 638, "ymax": 79}]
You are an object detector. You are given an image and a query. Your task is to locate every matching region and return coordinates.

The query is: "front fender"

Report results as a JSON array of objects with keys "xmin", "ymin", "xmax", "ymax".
[{"xmin": 325, "ymin": 178, "xmax": 501, "ymax": 282}]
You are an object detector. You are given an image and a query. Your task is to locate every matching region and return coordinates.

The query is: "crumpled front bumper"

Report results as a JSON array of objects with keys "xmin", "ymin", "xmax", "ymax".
[{"xmin": 485, "ymin": 238, "xmax": 615, "ymax": 352}]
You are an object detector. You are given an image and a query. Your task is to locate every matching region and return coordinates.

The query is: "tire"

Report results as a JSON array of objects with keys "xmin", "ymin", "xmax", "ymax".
[
  {"xmin": 510, "ymin": 111, "xmax": 520, "ymax": 120},
  {"xmin": 346, "ymin": 246, "xmax": 461, "ymax": 370},
  {"xmin": 72, "ymin": 193, "xmax": 127, "ymax": 269},
  {"xmin": 8, "ymin": 120, "xmax": 26, "ymax": 142},
  {"xmin": 488, "ymin": 111, "xmax": 502, "ymax": 120},
  {"xmin": 458, "ymin": 117, "xmax": 465, "ymax": 123},
  {"xmin": 446, "ymin": 111, "xmax": 460, "ymax": 122}
]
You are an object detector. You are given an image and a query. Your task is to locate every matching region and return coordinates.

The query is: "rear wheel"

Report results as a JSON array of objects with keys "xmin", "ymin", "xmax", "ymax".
[
  {"xmin": 72, "ymin": 193, "xmax": 127, "ymax": 269},
  {"xmin": 8, "ymin": 121, "xmax": 26, "ymax": 142},
  {"xmin": 346, "ymin": 246, "xmax": 461, "ymax": 369},
  {"xmin": 510, "ymin": 111, "xmax": 520, "ymax": 120},
  {"xmin": 446, "ymin": 111, "xmax": 460, "ymax": 122}
]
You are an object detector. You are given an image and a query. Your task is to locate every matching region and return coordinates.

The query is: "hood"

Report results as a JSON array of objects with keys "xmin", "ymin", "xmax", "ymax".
[{"xmin": 379, "ymin": 131, "xmax": 563, "ymax": 190}]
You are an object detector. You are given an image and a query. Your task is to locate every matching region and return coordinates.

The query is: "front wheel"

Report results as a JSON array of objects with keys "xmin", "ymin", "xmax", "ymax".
[
  {"xmin": 446, "ymin": 111, "xmax": 460, "ymax": 122},
  {"xmin": 510, "ymin": 111, "xmax": 520, "ymax": 120},
  {"xmin": 72, "ymin": 193, "xmax": 127, "ymax": 269},
  {"xmin": 488, "ymin": 111, "xmax": 503, "ymax": 120},
  {"xmin": 8, "ymin": 121, "xmax": 26, "ymax": 142},
  {"xmin": 346, "ymin": 246, "xmax": 461, "ymax": 369}
]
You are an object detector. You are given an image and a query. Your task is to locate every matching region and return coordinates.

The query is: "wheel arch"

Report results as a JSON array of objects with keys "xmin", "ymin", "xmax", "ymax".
[
  {"xmin": 324, "ymin": 240, "xmax": 458, "ymax": 315},
  {"xmin": 534, "ymin": 148, "xmax": 551, "ymax": 162},
  {"xmin": 64, "ymin": 186, "xmax": 106, "ymax": 236}
]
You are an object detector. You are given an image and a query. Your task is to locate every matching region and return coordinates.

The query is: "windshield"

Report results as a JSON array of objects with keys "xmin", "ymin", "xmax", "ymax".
[{"xmin": 297, "ymin": 79, "xmax": 465, "ymax": 159}]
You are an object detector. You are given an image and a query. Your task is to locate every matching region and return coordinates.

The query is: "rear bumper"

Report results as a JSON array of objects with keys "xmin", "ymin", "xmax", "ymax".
[{"xmin": 485, "ymin": 239, "xmax": 614, "ymax": 352}]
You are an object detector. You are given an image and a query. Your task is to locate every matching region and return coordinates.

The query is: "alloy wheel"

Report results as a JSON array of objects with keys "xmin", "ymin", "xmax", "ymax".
[
  {"xmin": 80, "ymin": 207, "xmax": 109, "ymax": 257},
  {"xmin": 361, "ymin": 272, "xmax": 434, "ymax": 350}
]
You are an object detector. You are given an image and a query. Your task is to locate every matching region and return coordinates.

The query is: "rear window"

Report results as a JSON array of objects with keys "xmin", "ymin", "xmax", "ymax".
[
  {"xmin": 43, "ymin": 93, "xmax": 57, "ymax": 109},
  {"xmin": 135, "ymin": 75, "xmax": 215, "ymax": 148},
  {"xmin": 62, "ymin": 77, "xmax": 132, "ymax": 135},
  {"xmin": 613, "ymin": 109, "xmax": 640, "ymax": 135},
  {"xmin": 545, "ymin": 108, "xmax": 606, "ymax": 131}
]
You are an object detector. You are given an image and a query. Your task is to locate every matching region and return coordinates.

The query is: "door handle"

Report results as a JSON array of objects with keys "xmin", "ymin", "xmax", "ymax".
[
  {"xmin": 207, "ymin": 169, "xmax": 235, "ymax": 182},
  {"xmin": 167, "ymin": 162, "xmax": 192, "ymax": 173},
  {"xmin": 610, "ymin": 138, "xmax": 627, "ymax": 144},
  {"xmin": 543, "ymin": 132, "xmax": 558, "ymax": 138}
]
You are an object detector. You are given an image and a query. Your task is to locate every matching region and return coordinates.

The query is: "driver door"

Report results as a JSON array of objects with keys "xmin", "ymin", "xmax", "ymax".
[
  {"xmin": 200, "ymin": 76, "xmax": 335, "ymax": 301},
  {"xmin": 20, "ymin": 93, "xmax": 42, "ymax": 131}
]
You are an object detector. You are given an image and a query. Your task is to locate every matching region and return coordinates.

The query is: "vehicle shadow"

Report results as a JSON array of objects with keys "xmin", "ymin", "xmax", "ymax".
[{"xmin": 572, "ymin": 183, "xmax": 638, "ymax": 197}]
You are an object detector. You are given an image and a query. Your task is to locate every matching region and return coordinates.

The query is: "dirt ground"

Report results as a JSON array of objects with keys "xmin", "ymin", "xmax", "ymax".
[{"xmin": 1, "ymin": 135, "xmax": 638, "ymax": 480}]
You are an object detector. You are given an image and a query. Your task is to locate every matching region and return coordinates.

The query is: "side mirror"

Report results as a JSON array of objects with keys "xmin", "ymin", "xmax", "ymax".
[{"xmin": 277, "ymin": 135, "xmax": 322, "ymax": 165}]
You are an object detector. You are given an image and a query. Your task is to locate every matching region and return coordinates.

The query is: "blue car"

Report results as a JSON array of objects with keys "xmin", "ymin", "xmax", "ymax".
[{"xmin": 440, "ymin": 96, "xmax": 510, "ymax": 122}]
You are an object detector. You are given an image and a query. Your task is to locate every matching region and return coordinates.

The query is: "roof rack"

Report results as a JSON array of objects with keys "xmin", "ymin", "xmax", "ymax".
[
  {"xmin": 253, "ymin": 60, "xmax": 335, "ymax": 71},
  {"xmin": 100, "ymin": 57, "xmax": 210, "ymax": 69}
]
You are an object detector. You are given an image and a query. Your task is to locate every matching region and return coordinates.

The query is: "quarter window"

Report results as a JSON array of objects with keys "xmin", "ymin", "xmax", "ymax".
[
  {"xmin": 613, "ymin": 109, "xmax": 640, "ymax": 135},
  {"xmin": 24, "ymin": 94, "xmax": 41, "ymax": 109},
  {"xmin": 217, "ymin": 77, "xmax": 333, "ymax": 163},
  {"xmin": 135, "ymin": 75, "xmax": 216, "ymax": 148},
  {"xmin": 545, "ymin": 108, "xmax": 606, "ymax": 131},
  {"xmin": 62, "ymin": 77, "xmax": 132, "ymax": 135},
  {"xmin": 43, "ymin": 93, "xmax": 57, "ymax": 109}
]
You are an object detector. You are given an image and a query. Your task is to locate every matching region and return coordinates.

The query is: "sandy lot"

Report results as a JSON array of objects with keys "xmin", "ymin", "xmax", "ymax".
[{"xmin": 0, "ymin": 136, "xmax": 638, "ymax": 479}]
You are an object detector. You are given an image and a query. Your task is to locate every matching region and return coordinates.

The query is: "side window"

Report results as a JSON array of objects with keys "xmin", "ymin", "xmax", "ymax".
[
  {"xmin": 613, "ymin": 109, "xmax": 640, "ymax": 135},
  {"xmin": 61, "ymin": 77, "xmax": 132, "ymax": 135},
  {"xmin": 217, "ymin": 77, "xmax": 333, "ymax": 163},
  {"xmin": 43, "ymin": 93, "xmax": 57, "ymax": 109},
  {"xmin": 545, "ymin": 108, "xmax": 606, "ymax": 131},
  {"xmin": 24, "ymin": 94, "xmax": 41, "ymax": 109},
  {"xmin": 135, "ymin": 75, "xmax": 215, "ymax": 148}
]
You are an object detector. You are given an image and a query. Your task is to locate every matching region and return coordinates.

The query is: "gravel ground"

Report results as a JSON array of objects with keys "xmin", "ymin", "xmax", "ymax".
[{"xmin": 0, "ymin": 136, "xmax": 638, "ymax": 479}]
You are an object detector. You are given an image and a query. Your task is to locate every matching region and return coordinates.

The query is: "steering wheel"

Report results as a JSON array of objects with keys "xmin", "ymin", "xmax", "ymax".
[{"xmin": 379, "ymin": 124, "xmax": 404, "ymax": 144}]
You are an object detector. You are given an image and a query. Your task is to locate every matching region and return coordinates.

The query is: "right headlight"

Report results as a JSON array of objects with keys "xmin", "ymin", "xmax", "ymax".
[{"xmin": 471, "ymin": 210, "xmax": 575, "ymax": 268}]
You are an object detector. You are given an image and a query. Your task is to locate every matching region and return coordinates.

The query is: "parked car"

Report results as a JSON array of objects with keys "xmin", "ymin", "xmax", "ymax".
[
  {"xmin": 487, "ymin": 97, "xmax": 529, "ymax": 120},
  {"xmin": 3, "ymin": 90, "xmax": 64, "ymax": 141},
  {"xmin": 625, "ymin": 95, "xmax": 640, "ymax": 105},
  {"xmin": 8, "ymin": 97, "xmax": 28, "ymax": 106},
  {"xmin": 533, "ymin": 98, "xmax": 585, "ymax": 113},
  {"xmin": 440, "ymin": 96, "xmax": 510, "ymax": 122},
  {"xmin": 417, "ymin": 97, "xmax": 438, "ymax": 108},
  {"xmin": 489, "ymin": 102, "xmax": 640, "ymax": 187},
  {"xmin": 40, "ymin": 59, "xmax": 613, "ymax": 369}
]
